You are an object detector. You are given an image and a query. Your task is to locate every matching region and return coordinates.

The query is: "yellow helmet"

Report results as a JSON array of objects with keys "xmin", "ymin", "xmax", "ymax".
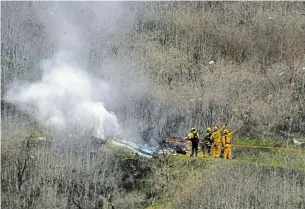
[
  {"xmin": 206, "ymin": 127, "xmax": 211, "ymax": 132},
  {"xmin": 223, "ymin": 129, "xmax": 228, "ymax": 134}
]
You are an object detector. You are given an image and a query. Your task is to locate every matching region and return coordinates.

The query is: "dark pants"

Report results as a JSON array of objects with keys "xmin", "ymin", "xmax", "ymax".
[
  {"xmin": 191, "ymin": 140, "xmax": 199, "ymax": 157},
  {"xmin": 207, "ymin": 145, "xmax": 211, "ymax": 155},
  {"xmin": 202, "ymin": 143, "xmax": 212, "ymax": 155}
]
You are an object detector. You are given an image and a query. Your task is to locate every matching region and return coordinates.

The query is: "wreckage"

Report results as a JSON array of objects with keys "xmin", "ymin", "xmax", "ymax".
[{"xmin": 108, "ymin": 137, "xmax": 200, "ymax": 158}]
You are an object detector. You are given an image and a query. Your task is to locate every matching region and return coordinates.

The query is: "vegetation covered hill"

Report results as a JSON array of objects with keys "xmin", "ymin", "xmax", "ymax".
[
  {"xmin": 1, "ymin": 2, "xmax": 305, "ymax": 209},
  {"xmin": 2, "ymin": 129, "xmax": 305, "ymax": 209},
  {"xmin": 2, "ymin": 2, "xmax": 305, "ymax": 140}
]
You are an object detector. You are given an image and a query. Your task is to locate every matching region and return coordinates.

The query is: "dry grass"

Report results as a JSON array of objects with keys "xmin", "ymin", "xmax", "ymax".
[
  {"xmin": 171, "ymin": 162, "xmax": 305, "ymax": 209},
  {"xmin": 1, "ymin": 130, "xmax": 305, "ymax": 209},
  {"xmin": 1, "ymin": 133, "xmax": 151, "ymax": 209},
  {"xmin": 146, "ymin": 150, "xmax": 305, "ymax": 209}
]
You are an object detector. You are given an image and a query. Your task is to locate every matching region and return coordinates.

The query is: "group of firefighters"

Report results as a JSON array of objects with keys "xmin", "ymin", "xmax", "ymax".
[{"xmin": 187, "ymin": 124, "xmax": 236, "ymax": 160}]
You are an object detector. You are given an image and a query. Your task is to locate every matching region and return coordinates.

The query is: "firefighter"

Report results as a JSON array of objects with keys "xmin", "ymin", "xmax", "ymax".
[
  {"xmin": 188, "ymin": 128, "xmax": 200, "ymax": 157},
  {"xmin": 211, "ymin": 124, "xmax": 227, "ymax": 158},
  {"xmin": 202, "ymin": 127, "xmax": 212, "ymax": 156},
  {"xmin": 222, "ymin": 129, "xmax": 236, "ymax": 160}
]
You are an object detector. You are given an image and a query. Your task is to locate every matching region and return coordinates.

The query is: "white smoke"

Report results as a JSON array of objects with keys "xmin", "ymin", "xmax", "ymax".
[
  {"xmin": 4, "ymin": 52, "xmax": 120, "ymax": 139},
  {"xmin": 4, "ymin": 2, "xmax": 135, "ymax": 140}
]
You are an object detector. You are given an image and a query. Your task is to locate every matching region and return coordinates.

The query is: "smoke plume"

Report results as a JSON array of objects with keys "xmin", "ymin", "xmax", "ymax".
[
  {"xmin": 3, "ymin": 2, "xmax": 138, "ymax": 140},
  {"xmin": 4, "ymin": 51, "xmax": 120, "ymax": 139}
]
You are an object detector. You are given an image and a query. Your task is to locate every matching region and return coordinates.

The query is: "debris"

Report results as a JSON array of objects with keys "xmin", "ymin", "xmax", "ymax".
[
  {"xmin": 156, "ymin": 148, "xmax": 176, "ymax": 155},
  {"xmin": 37, "ymin": 137, "xmax": 46, "ymax": 141},
  {"xmin": 302, "ymin": 67, "xmax": 305, "ymax": 70},
  {"xmin": 111, "ymin": 139, "xmax": 155, "ymax": 158},
  {"xmin": 30, "ymin": 155, "xmax": 35, "ymax": 159},
  {"xmin": 279, "ymin": 71, "xmax": 285, "ymax": 76},
  {"xmin": 292, "ymin": 138, "xmax": 305, "ymax": 149},
  {"xmin": 208, "ymin": 61, "xmax": 215, "ymax": 65},
  {"xmin": 268, "ymin": 17, "xmax": 273, "ymax": 20}
]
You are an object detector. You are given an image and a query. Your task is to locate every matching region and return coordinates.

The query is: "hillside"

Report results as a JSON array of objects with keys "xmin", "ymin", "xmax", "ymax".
[
  {"xmin": 1, "ymin": 2, "xmax": 305, "ymax": 209},
  {"xmin": 2, "ymin": 1, "xmax": 305, "ymax": 139},
  {"xmin": 2, "ymin": 130, "xmax": 305, "ymax": 209}
]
